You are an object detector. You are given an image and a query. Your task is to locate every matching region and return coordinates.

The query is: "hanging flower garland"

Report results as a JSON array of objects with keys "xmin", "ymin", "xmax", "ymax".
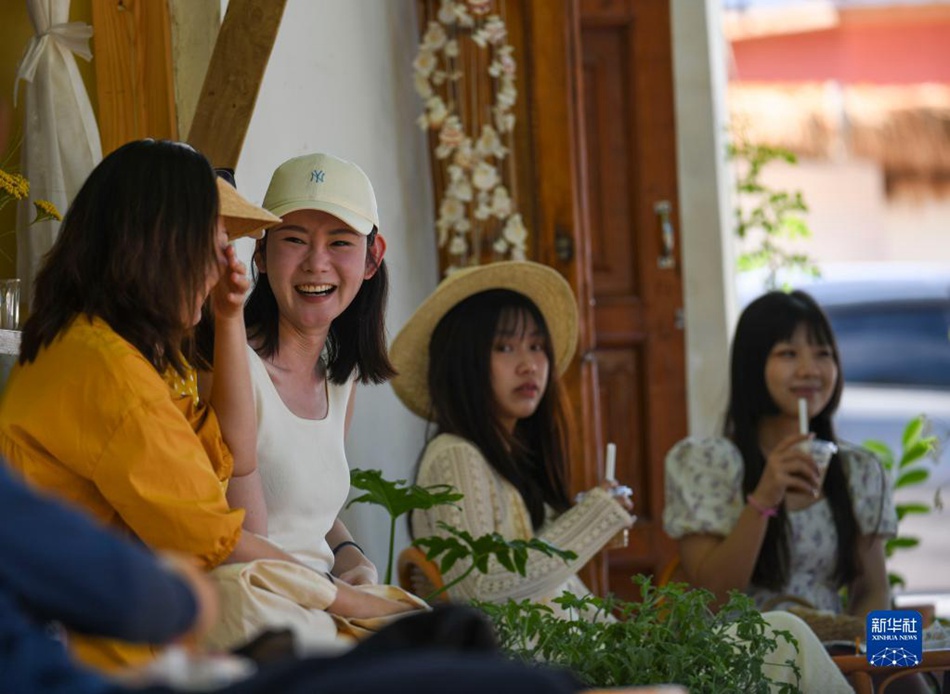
[{"xmin": 414, "ymin": 0, "xmax": 527, "ymax": 273}]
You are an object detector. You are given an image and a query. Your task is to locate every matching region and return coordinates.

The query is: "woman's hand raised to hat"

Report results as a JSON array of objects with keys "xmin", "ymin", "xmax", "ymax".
[{"xmin": 211, "ymin": 243, "xmax": 250, "ymax": 320}]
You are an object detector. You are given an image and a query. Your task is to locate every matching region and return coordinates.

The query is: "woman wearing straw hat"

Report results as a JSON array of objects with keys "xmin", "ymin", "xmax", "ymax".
[
  {"xmin": 391, "ymin": 260, "xmax": 633, "ymax": 611},
  {"xmin": 391, "ymin": 261, "xmax": 854, "ymax": 692},
  {"xmin": 0, "ymin": 140, "xmax": 410, "ymax": 671}
]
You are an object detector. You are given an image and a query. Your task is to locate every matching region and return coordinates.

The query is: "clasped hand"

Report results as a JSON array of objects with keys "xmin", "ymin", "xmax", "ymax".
[{"xmin": 751, "ymin": 432, "xmax": 821, "ymax": 508}]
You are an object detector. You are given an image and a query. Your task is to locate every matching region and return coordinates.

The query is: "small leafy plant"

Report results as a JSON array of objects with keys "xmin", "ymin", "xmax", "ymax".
[
  {"xmin": 414, "ymin": 521, "xmax": 577, "ymax": 601},
  {"xmin": 862, "ymin": 415, "xmax": 941, "ymax": 589},
  {"xmin": 347, "ymin": 468, "xmax": 463, "ymax": 584},
  {"xmin": 730, "ymin": 127, "xmax": 818, "ymax": 290},
  {"xmin": 475, "ymin": 576, "xmax": 801, "ymax": 693}
]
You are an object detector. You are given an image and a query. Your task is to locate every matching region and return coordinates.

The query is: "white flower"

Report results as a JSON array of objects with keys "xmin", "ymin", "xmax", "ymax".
[
  {"xmin": 482, "ymin": 16, "xmax": 507, "ymax": 44},
  {"xmin": 476, "ymin": 125, "xmax": 506, "ymax": 158},
  {"xmin": 467, "ymin": 0, "xmax": 493, "ymax": 15},
  {"xmin": 494, "ymin": 109, "xmax": 516, "ymax": 133},
  {"xmin": 491, "ymin": 185, "xmax": 512, "ymax": 218},
  {"xmin": 426, "ymin": 96, "xmax": 448, "ymax": 127},
  {"xmin": 510, "ymin": 245, "xmax": 526, "ymax": 261},
  {"xmin": 493, "ymin": 237, "xmax": 509, "ymax": 254},
  {"xmin": 413, "ymin": 50, "xmax": 437, "ymax": 78},
  {"xmin": 447, "ymin": 164, "xmax": 465, "ymax": 182},
  {"xmin": 444, "ymin": 39, "xmax": 460, "ymax": 58},
  {"xmin": 440, "ymin": 196, "xmax": 465, "ymax": 224},
  {"xmin": 414, "ymin": 72, "xmax": 433, "ymax": 99},
  {"xmin": 416, "ymin": 114, "xmax": 431, "ymax": 130},
  {"xmin": 438, "ymin": 0, "xmax": 457, "ymax": 25},
  {"xmin": 448, "ymin": 234, "xmax": 468, "ymax": 256},
  {"xmin": 422, "ymin": 22, "xmax": 447, "ymax": 50},
  {"xmin": 472, "ymin": 161, "xmax": 499, "ymax": 191},
  {"xmin": 431, "ymin": 70, "xmax": 447, "ymax": 86},
  {"xmin": 454, "ymin": 218, "xmax": 471, "ymax": 232},
  {"xmin": 474, "ymin": 203, "xmax": 491, "ymax": 220},
  {"xmin": 503, "ymin": 213, "xmax": 527, "ymax": 245},
  {"xmin": 499, "ymin": 51, "xmax": 516, "ymax": 76},
  {"xmin": 453, "ymin": 139, "xmax": 475, "ymax": 169},
  {"xmin": 448, "ymin": 179, "xmax": 473, "ymax": 203},
  {"xmin": 455, "ymin": 5, "xmax": 475, "ymax": 27},
  {"xmin": 497, "ymin": 83, "xmax": 517, "ymax": 109},
  {"xmin": 436, "ymin": 116, "xmax": 466, "ymax": 157}
]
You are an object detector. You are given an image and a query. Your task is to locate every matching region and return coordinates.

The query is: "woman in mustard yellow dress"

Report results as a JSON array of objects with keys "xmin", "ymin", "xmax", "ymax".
[{"xmin": 0, "ymin": 139, "xmax": 411, "ymax": 671}]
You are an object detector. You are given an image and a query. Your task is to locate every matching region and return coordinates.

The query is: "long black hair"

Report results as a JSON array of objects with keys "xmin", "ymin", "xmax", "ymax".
[
  {"xmin": 243, "ymin": 228, "xmax": 395, "ymax": 385},
  {"xmin": 20, "ymin": 139, "xmax": 218, "ymax": 376},
  {"xmin": 725, "ymin": 290, "xmax": 859, "ymax": 591},
  {"xmin": 427, "ymin": 289, "xmax": 571, "ymax": 529}
]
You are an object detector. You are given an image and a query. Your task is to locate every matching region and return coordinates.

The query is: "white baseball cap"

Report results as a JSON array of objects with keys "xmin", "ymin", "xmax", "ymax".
[{"xmin": 262, "ymin": 153, "xmax": 379, "ymax": 235}]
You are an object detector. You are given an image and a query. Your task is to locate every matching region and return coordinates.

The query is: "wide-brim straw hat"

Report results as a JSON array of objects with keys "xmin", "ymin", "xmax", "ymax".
[
  {"xmin": 217, "ymin": 177, "xmax": 281, "ymax": 240},
  {"xmin": 390, "ymin": 260, "xmax": 578, "ymax": 419}
]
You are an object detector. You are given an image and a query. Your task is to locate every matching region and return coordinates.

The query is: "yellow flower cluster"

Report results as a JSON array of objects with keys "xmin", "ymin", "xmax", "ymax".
[
  {"xmin": 32, "ymin": 199, "xmax": 62, "ymax": 223},
  {"xmin": 0, "ymin": 165, "xmax": 63, "ymax": 266},
  {"xmin": 0, "ymin": 169, "xmax": 29, "ymax": 201}
]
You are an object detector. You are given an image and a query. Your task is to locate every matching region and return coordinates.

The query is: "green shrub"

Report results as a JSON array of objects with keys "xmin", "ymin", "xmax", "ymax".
[{"xmin": 475, "ymin": 576, "xmax": 801, "ymax": 693}]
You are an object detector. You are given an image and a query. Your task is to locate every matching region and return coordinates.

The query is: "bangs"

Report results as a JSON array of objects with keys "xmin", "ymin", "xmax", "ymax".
[
  {"xmin": 772, "ymin": 294, "xmax": 836, "ymax": 349},
  {"xmin": 495, "ymin": 301, "xmax": 549, "ymax": 340}
]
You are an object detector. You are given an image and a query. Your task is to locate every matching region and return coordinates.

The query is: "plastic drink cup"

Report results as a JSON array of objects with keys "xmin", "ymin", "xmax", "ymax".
[{"xmin": 797, "ymin": 438, "xmax": 837, "ymax": 496}]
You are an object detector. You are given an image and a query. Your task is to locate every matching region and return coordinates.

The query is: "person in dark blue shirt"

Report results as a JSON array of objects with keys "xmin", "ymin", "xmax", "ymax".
[{"xmin": 0, "ymin": 460, "xmax": 578, "ymax": 693}]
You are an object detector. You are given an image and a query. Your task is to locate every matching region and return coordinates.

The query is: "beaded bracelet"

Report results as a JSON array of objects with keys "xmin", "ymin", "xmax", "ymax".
[
  {"xmin": 332, "ymin": 540, "xmax": 365, "ymax": 556},
  {"xmin": 746, "ymin": 494, "xmax": 778, "ymax": 518}
]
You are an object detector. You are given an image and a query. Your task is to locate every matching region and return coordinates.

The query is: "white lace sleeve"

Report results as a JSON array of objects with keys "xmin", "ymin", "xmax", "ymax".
[{"xmin": 412, "ymin": 436, "xmax": 630, "ymax": 603}]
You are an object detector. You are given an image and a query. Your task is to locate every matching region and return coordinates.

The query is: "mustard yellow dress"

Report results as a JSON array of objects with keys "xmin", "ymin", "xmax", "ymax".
[{"xmin": 0, "ymin": 315, "xmax": 244, "ymax": 671}]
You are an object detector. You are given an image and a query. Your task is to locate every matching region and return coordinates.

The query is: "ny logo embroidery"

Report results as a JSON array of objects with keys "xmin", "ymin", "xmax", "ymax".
[{"xmin": 310, "ymin": 169, "xmax": 326, "ymax": 183}]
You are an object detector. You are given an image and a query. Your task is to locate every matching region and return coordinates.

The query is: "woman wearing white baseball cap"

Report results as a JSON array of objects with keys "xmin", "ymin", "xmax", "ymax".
[{"xmin": 204, "ymin": 153, "xmax": 421, "ymax": 652}]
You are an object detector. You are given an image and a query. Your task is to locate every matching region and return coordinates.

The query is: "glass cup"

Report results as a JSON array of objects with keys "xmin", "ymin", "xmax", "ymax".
[{"xmin": 0, "ymin": 279, "xmax": 20, "ymax": 330}]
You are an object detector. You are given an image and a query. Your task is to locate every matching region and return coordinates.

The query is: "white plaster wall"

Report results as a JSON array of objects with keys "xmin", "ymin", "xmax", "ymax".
[
  {"xmin": 671, "ymin": 0, "xmax": 736, "ymax": 438},
  {"xmin": 219, "ymin": 0, "xmax": 733, "ymax": 573},
  {"xmin": 228, "ymin": 0, "xmax": 438, "ymax": 574}
]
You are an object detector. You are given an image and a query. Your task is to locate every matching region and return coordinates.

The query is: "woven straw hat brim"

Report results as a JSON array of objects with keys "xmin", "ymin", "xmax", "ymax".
[
  {"xmin": 217, "ymin": 178, "xmax": 281, "ymax": 240},
  {"xmin": 390, "ymin": 261, "xmax": 578, "ymax": 420}
]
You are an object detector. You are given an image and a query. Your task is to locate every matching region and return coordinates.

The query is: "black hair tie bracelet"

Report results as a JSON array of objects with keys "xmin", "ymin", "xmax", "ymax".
[{"xmin": 332, "ymin": 540, "xmax": 364, "ymax": 556}]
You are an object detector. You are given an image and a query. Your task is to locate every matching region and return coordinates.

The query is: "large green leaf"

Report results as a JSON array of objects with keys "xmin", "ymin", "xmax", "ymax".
[
  {"xmin": 900, "ymin": 439, "xmax": 936, "ymax": 469},
  {"xmin": 896, "ymin": 468, "xmax": 929, "ymax": 489},
  {"xmin": 902, "ymin": 417, "xmax": 925, "ymax": 449},
  {"xmin": 347, "ymin": 468, "xmax": 463, "ymax": 518}
]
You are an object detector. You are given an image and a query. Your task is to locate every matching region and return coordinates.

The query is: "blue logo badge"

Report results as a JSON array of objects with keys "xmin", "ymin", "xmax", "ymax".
[
  {"xmin": 867, "ymin": 610, "xmax": 922, "ymax": 667},
  {"xmin": 310, "ymin": 169, "xmax": 325, "ymax": 183}
]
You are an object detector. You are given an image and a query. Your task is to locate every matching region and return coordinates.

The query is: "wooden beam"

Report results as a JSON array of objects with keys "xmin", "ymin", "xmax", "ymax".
[
  {"xmin": 187, "ymin": 0, "xmax": 287, "ymax": 168},
  {"xmin": 91, "ymin": 0, "xmax": 177, "ymax": 154}
]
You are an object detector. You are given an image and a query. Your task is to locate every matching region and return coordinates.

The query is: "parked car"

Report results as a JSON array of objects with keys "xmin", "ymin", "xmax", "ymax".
[{"xmin": 737, "ymin": 263, "xmax": 950, "ymax": 487}]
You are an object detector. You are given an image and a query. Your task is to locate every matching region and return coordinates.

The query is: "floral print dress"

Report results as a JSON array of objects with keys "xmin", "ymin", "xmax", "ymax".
[{"xmin": 663, "ymin": 437, "xmax": 897, "ymax": 613}]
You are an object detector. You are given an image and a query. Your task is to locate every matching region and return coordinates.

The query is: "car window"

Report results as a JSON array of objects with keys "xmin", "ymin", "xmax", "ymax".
[{"xmin": 823, "ymin": 301, "xmax": 950, "ymax": 388}]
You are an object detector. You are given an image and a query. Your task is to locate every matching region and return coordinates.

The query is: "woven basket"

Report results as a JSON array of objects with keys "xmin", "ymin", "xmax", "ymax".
[{"xmin": 763, "ymin": 595, "xmax": 865, "ymax": 643}]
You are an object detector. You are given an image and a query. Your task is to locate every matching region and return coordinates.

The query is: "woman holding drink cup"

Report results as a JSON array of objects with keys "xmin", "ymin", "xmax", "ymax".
[
  {"xmin": 390, "ymin": 261, "xmax": 634, "ymax": 613},
  {"xmin": 664, "ymin": 290, "xmax": 897, "ymax": 618}
]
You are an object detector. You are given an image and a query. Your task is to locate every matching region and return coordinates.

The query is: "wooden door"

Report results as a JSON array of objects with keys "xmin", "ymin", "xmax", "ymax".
[
  {"xmin": 510, "ymin": 0, "xmax": 686, "ymax": 599},
  {"xmin": 577, "ymin": 0, "xmax": 685, "ymax": 599}
]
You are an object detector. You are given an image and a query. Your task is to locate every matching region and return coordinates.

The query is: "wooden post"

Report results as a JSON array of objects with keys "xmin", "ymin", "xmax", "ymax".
[
  {"xmin": 186, "ymin": 0, "xmax": 287, "ymax": 168},
  {"xmin": 91, "ymin": 0, "xmax": 178, "ymax": 154}
]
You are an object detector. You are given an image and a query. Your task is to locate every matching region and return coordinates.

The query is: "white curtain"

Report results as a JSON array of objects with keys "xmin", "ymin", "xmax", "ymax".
[{"xmin": 14, "ymin": 0, "xmax": 101, "ymax": 307}]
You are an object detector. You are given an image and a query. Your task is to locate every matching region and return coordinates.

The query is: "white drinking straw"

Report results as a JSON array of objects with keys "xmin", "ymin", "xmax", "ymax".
[
  {"xmin": 798, "ymin": 398, "xmax": 808, "ymax": 435},
  {"xmin": 605, "ymin": 442, "xmax": 617, "ymax": 481}
]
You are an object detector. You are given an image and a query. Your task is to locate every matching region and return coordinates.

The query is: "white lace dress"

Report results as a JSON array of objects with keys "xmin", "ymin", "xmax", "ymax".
[{"xmin": 410, "ymin": 433, "xmax": 632, "ymax": 616}]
